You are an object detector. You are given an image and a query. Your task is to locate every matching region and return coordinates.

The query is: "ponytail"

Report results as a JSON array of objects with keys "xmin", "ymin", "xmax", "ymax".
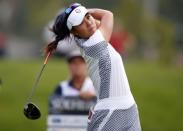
[
  {"xmin": 44, "ymin": 36, "xmax": 60, "ymax": 55},
  {"xmin": 44, "ymin": 12, "xmax": 70, "ymax": 55}
]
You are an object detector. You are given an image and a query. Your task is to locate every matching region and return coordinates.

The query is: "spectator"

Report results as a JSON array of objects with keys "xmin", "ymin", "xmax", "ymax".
[
  {"xmin": 109, "ymin": 22, "xmax": 129, "ymax": 54},
  {"xmin": 0, "ymin": 32, "xmax": 6, "ymax": 57},
  {"xmin": 49, "ymin": 50, "xmax": 96, "ymax": 114}
]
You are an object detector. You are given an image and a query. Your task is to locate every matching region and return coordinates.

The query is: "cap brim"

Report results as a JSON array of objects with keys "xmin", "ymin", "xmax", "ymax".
[{"xmin": 67, "ymin": 6, "xmax": 88, "ymax": 30}]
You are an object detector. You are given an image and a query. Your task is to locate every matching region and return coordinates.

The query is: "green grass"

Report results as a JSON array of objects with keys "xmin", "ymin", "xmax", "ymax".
[{"xmin": 0, "ymin": 59, "xmax": 183, "ymax": 131}]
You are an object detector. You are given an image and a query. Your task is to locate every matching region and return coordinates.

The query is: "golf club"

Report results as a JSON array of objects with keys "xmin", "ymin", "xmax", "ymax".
[{"xmin": 24, "ymin": 52, "xmax": 51, "ymax": 120}]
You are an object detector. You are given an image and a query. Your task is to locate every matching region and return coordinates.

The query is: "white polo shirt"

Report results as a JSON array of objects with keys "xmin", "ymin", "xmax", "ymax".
[{"xmin": 75, "ymin": 30, "xmax": 135, "ymax": 110}]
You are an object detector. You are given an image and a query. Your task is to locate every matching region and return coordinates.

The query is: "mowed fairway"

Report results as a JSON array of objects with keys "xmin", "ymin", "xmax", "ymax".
[{"xmin": 0, "ymin": 58, "xmax": 183, "ymax": 131}]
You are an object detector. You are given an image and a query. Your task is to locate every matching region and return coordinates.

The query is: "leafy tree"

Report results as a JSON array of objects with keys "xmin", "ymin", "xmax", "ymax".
[{"xmin": 114, "ymin": 0, "xmax": 175, "ymax": 64}]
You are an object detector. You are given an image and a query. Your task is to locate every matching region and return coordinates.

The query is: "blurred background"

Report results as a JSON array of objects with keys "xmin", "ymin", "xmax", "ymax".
[{"xmin": 0, "ymin": 0, "xmax": 183, "ymax": 131}]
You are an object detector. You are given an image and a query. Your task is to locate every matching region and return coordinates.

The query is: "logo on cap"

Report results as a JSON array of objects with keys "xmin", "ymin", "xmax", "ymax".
[{"xmin": 75, "ymin": 9, "xmax": 81, "ymax": 13}]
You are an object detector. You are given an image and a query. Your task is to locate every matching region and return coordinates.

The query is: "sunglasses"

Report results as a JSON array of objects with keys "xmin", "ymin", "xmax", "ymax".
[{"xmin": 65, "ymin": 3, "xmax": 81, "ymax": 14}]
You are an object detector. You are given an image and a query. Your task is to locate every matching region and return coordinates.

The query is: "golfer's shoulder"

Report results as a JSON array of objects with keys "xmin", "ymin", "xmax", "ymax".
[{"xmin": 84, "ymin": 30, "xmax": 106, "ymax": 47}]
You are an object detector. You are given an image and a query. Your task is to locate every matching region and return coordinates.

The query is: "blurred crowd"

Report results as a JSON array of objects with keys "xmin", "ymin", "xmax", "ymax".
[{"xmin": 0, "ymin": 0, "xmax": 182, "ymax": 67}]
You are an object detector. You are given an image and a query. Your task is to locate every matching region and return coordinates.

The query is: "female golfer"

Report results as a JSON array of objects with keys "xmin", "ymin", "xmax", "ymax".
[{"xmin": 45, "ymin": 3, "xmax": 141, "ymax": 131}]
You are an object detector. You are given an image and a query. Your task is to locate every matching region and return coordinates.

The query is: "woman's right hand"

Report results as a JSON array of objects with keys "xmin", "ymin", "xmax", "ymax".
[{"xmin": 88, "ymin": 8, "xmax": 114, "ymax": 42}]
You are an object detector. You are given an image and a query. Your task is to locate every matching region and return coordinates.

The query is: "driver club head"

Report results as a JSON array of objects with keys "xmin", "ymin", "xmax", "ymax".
[{"xmin": 24, "ymin": 102, "xmax": 41, "ymax": 120}]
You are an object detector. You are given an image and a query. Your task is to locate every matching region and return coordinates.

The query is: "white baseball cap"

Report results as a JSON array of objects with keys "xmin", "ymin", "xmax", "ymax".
[{"xmin": 66, "ymin": 6, "xmax": 88, "ymax": 30}]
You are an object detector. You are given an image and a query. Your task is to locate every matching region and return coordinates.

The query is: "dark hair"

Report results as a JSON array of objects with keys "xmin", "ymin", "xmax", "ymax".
[
  {"xmin": 44, "ymin": 3, "xmax": 81, "ymax": 55},
  {"xmin": 67, "ymin": 56, "xmax": 85, "ymax": 63},
  {"xmin": 45, "ymin": 12, "xmax": 70, "ymax": 55}
]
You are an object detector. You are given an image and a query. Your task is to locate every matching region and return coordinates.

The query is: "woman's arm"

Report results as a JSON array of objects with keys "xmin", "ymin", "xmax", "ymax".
[{"xmin": 88, "ymin": 8, "xmax": 113, "ymax": 42}]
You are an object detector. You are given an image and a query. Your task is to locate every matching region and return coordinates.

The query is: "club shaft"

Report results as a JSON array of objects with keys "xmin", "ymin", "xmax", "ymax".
[
  {"xmin": 27, "ymin": 64, "xmax": 46, "ymax": 103},
  {"xmin": 26, "ymin": 52, "xmax": 51, "ymax": 103}
]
